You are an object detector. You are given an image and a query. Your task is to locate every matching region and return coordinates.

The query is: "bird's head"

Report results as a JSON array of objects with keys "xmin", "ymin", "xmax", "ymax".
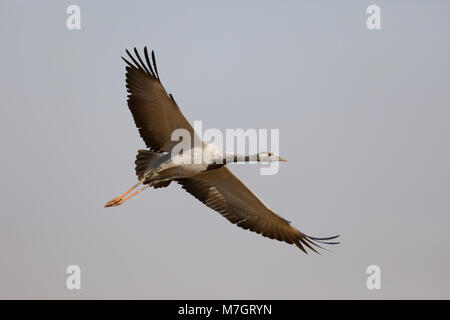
[{"xmin": 257, "ymin": 151, "xmax": 288, "ymax": 163}]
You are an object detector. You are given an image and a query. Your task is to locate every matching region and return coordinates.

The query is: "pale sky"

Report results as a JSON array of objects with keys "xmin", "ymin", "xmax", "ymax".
[{"xmin": 0, "ymin": 0, "xmax": 449, "ymax": 299}]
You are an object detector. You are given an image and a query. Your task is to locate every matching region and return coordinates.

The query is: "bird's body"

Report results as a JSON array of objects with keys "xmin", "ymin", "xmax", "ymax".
[
  {"xmin": 105, "ymin": 47, "xmax": 339, "ymax": 254},
  {"xmin": 139, "ymin": 148, "xmax": 214, "ymax": 183},
  {"xmin": 135, "ymin": 144, "xmax": 221, "ymax": 183},
  {"xmin": 131, "ymin": 144, "xmax": 266, "ymax": 188}
]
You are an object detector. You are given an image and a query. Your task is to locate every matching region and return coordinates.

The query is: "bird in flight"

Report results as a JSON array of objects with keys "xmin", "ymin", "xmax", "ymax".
[{"xmin": 105, "ymin": 47, "xmax": 339, "ymax": 254}]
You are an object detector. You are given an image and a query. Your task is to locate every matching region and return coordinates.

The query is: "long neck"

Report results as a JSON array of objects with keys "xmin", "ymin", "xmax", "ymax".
[{"xmin": 223, "ymin": 153, "xmax": 258, "ymax": 164}]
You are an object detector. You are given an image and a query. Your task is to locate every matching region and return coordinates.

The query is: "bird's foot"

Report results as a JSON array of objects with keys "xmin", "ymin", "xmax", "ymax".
[{"xmin": 104, "ymin": 197, "xmax": 123, "ymax": 208}]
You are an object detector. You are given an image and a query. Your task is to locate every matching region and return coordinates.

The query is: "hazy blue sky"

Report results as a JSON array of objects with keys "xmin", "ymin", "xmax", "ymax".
[{"xmin": 1, "ymin": 1, "xmax": 449, "ymax": 299}]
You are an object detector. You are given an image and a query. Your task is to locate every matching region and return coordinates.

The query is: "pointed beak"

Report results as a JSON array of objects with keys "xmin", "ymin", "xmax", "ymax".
[{"xmin": 279, "ymin": 157, "xmax": 288, "ymax": 162}]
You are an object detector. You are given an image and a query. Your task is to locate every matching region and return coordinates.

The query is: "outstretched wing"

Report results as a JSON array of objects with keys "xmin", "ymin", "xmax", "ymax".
[
  {"xmin": 177, "ymin": 167, "xmax": 339, "ymax": 254},
  {"xmin": 122, "ymin": 47, "xmax": 200, "ymax": 152}
]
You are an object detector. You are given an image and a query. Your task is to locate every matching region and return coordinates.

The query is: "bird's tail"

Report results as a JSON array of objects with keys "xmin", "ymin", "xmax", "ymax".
[{"xmin": 135, "ymin": 149, "xmax": 161, "ymax": 181}]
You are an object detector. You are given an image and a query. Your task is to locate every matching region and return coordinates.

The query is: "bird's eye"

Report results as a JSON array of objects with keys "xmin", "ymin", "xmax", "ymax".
[{"xmin": 268, "ymin": 152, "xmax": 272, "ymax": 156}]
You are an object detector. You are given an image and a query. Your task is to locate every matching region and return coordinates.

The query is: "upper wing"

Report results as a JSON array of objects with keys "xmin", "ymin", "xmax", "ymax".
[
  {"xmin": 177, "ymin": 167, "xmax": 339, "ymax": 254},
  {"xmin": 122, "ymin": 47, "xmax": 200, "ymax": 152}
]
